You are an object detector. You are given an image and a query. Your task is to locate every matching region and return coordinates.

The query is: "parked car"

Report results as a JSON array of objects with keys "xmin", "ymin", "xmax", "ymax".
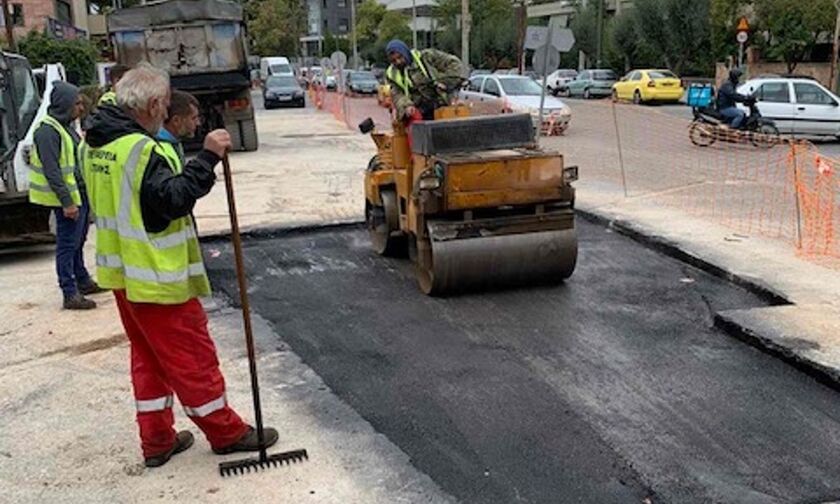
[
  {"xmin": 546, "ymin": 69, "xmax": 578, "ymax": 96},
  {"xmin": 565, "ymin": 69, "xmax": 617, "ymax": 99},
  {"xmin": 460, "ymin": 74, "xmax": 572, "ymax": 134},
  {"xmin": 738, "ymin": 77, "xmax": 840, "ymax": 138},
  {"xmin": 613, "ymin": 69, "xmax": 685, "ymax": 104},
  {"xmin": 263, "ymin": 74, "xmax": 305, "ymax": 109},
  {"xmin": 346, "ymin": 71, "xmax": 379, "ymax": 96},
  {"xmin": 470, "ymin": 69, "xmax": 491, "ymax": 77}
]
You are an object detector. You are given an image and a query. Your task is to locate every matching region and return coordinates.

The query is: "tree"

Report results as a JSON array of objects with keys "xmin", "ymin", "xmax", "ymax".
[
  {"xmin": 355, "ymin": 0, "xmax": 387, "ymax": 62},
  {"xmin": 244, "ymin": 0, "xmax": 307, "ymax": 57},
  {"xmin": 433, "ymin": 0, "xmax": 516, "ymax": 69},
  {"xmin": 754, "ymin": 0, "xmax": 834, "ymax": 72},
  {"xmin": 18, "ymin": 32, "xmax": 98, "ymax": 85}
]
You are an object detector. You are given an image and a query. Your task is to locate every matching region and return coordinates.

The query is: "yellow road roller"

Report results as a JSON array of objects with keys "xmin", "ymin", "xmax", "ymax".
[{"xmin": 360, "ymin": 106, "xmax": 578, "ymax": 295}]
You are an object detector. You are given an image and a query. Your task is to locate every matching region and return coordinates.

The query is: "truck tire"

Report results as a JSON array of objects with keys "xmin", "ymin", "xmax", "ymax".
[{"xmin": 235, "ymin": 118, "xmax": 259, "ymax": 152}]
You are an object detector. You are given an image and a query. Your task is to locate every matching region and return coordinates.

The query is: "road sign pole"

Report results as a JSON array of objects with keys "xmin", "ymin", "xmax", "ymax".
[
  {"xmin": 537, "ymin": 23, "xmax": 554, "ymax": 139},
  {"xmin": 738, "ymin": 42, "xmax": 744, "ymax": 68}
]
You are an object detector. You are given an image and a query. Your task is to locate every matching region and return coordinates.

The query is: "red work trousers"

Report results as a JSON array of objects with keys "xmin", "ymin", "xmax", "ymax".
[{"xmin": 114, "ymin": 290, "xmax": 250, "ymax": 458}]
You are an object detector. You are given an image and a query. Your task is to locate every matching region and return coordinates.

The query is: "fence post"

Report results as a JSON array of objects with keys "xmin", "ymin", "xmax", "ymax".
[
  {"xmin": 611, "ymin": 100, "xmax": 629, "ymax": 198},
  {"xmin": 790, "ymin": 141, "xmax": 804, "ymax": 250}
]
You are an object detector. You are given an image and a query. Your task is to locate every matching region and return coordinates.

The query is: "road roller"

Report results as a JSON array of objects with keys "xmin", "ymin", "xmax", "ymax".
[{"xmin": 360, "ymin": 106, "xmax": 578, "ymax": 295}]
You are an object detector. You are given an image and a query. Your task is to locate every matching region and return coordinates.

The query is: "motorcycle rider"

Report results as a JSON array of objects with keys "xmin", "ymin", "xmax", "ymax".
[{"xmin": 716, "ymin": 68, "xmax": 751, "ymax": 129}]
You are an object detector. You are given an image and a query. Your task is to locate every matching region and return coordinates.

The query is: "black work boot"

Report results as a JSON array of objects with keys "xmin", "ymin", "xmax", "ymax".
[
  {"xmin": 145, "ymin": 430, "xmax": 195, "ymax": 468},
  {"xmin": 79, "ymin": 281, "xmax": 108, "ymax": 296},
  {"xmin": 63, "ymin": 293, "xmax": 97, "ymax": 310},
  {"xmin": 212, "ymin": 427, "xmax": 279, "ymax": 455}
]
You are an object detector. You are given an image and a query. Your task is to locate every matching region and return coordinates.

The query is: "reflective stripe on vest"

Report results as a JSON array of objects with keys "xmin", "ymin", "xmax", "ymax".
[
  {"xmin": 99, "ymin": 91, "xmax": 117, "ymax": 106},
  {"xmin": 183, "ymin": 394, "xmax": 227, "ymax": 417},
  {"xmin": 83, "ymin": 133, "xmax": 211, "ymax": 304},
  {"xmin": 386, "ymin": 50, "xmax": 430, "ymax": 95},
  {"xmin": 136, "ymin": 394, "xmax": 174, "ymax": 413},
  {"xmin": 29, "ymin": 115, "xmax": 81, "ymax": 207}
]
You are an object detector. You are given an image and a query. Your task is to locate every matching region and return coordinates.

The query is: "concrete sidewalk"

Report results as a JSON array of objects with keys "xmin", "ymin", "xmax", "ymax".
[{"xmin": 0, "ymin": 106, "xmax": 452, "ymax": 503}]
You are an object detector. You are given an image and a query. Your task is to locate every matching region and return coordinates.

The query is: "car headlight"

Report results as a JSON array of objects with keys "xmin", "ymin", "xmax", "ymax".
[{"xmin": 265, "ymin": 92, "xmax": 276, "ymax": 98}]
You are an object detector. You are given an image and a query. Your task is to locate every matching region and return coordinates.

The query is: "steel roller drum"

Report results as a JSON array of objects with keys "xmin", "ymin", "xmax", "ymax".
[{"xmin": 419, "ymin": 227, "xmax": 577, "ymax": 295}]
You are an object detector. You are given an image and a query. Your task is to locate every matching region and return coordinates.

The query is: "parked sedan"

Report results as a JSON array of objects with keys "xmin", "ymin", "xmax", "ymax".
[
  {"xmin": 346, "ymin": 71, "xmax": 379, "ymax": 96},
  {"xmin": 565, "ymin": 69, "xmax": 617, "ymax": 99},
  {"xmin": 263, "ymin": 75, "xmax": 305, "ymax": 108},
  {"xmin": 613, "ymin": 69, "xmax": 684, "ymax": 104},
  {"xmin": 460, "ymin": 74, "xmax": 572, "ymax": 134},
  {"xmin": 546, "ymin": 69, "xmax": 578, "ymax": 96},
  {"xmin": 738, "ymin": 77, "xmax": 840, "ymax": 138}
]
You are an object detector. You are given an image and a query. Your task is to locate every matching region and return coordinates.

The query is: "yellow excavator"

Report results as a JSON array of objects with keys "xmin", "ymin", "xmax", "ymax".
[{"xmin": 360, "ymin": 105, "xmax": 578, "ymax": 295}]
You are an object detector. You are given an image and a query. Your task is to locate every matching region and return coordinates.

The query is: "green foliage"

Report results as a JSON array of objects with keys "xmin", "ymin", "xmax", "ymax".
[
  {"xmin": 433, "ymin": 0, "xmax": 517, "ymax": 69},
  {"xmin": 244, "ymin": 0, "xmax": 307, "ymax": 57},
  {"xmin": 323, "ymin": 31, "xmax": 351, "ymax": 57},
  {"xmin": 18, "ymin": 32, "xmax": 98, "ymax": 85},
  {"xmin": 754, "ymin": 0, "xmax": 834, "ymax": 72},
  {"xmin": 354, "ymin": 8, "xmax": 411, "ymax": 65},
  {"xmin": 356, "ymin": 0, "xmax": 387, "ymax": 52}
]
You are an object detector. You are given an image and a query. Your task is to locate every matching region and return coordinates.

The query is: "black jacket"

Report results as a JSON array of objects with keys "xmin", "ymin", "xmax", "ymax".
[
  {"xmin": 85, "ymin": 105, "xmax": 221, "ymax": 233},
  {"xmin": 34, "ymin": 82, "xmax": 82, "ymax": 207},
  {"xmin": 716, "ymin": 80, "xmax": 750, "ymax": 110}
]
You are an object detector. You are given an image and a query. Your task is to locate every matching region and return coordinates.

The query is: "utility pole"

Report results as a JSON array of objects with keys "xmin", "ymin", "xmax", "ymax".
[
  {"xmin": 595, "ymin": 0, "xmax": 604, "ymax": 67},
  {"xmin": 516, "ymin": 0, "xmax": 527, "ymax": 74},
  {"xmin": 412, "ymin": 0, "xmax": 418, "ymax": 48},
  {"xmin": 2, "ymin": 0, "xmax": 16, "ymax": 52},
  {"xmin": 350, "ymin": 0, "xmax": 359, "ymax": 69},
  {"xmin": 831, "ymin": 0, "xmax": 840, "ymax": 92},
  {"xmin": 461, "ymin": 0, "xmax": 470, "ymax": 73}
]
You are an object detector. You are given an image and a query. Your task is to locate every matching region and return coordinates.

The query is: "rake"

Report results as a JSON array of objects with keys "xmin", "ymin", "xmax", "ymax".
[{"xmin": 219, "ymin": 153, "xmax": 309, "ymax": 477}]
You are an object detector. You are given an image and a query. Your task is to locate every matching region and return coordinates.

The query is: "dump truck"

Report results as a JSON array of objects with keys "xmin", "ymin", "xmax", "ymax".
[
  {"xmin": 0, "ymin": 56, "xmax": 66, "ymax": 245},
  {"xmin": 361, "ymin": 106, "xmax": 578, "ymax": 295},
  {"xmin": 108, "ymin": 0, "xmax": 258, "ymax": 151}
]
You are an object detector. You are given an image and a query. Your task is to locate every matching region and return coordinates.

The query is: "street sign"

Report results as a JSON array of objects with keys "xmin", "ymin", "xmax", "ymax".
[
  {"xmin": 525, "ymin": 26, "xmax": 548, "ymax": 50},
  {"xmin": 320, "ymin": 57, "xmax": 331, "ymax": 69},
  {"xmin": 736, "ymin": 16, "xmax": 750, "ymax": 32},
  {"xmin": 736, "ymin": 31, "xmax": 749, "ymax": 44},
  {"xmin": 330, "ymin": 51, "xmax": 347, "ymax": 69},
  {"xmin": 533, "ymin": 45, "xmax": 560, "ymax": 73},
  {"xmin": 524, "ymin": 26, "xmax": 575, "ymax": 52},
  {"xmin": 552, "ymin": 28, "xmax": 575, "ymax": 53}
]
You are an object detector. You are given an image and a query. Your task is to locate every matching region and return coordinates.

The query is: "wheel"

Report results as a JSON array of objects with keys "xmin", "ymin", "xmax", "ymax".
[
  {"xmin": 583, "ymin": 88, "xmax": 591, "ymax": 100},
  {"xmin": 633, "ymin": 90, "xmax": 642, "ymax": 105},
  {"xmin": 366, "ymin": 186, "xmax": 405, "ymax": 256},
  {"xmin": 689, "ymin": 121, "xmax": 717, "ymax": 147},
  {"xmin": 239, "ymin": 119, "xmax": 259, "ymax": 152},
  {"xmin": 751, "ymin": 123, "xmax": 781, "ymax": 149}
]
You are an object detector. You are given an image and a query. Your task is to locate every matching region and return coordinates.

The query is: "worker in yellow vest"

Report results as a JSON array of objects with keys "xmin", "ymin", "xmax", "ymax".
[
  {"xmin": 30, "ymin": 81, "xmax": 105, "ymax": 309},
  {"xmin": 98, "ymin": 64, "xmax": 130, "ymax": 107},
  {"xmin": 384, "ymin": 39, "xmax": 463, "ymax": 121},
  {"xmin": 82, "ymin": 64, "xmax": 279, "ymax": 468}
]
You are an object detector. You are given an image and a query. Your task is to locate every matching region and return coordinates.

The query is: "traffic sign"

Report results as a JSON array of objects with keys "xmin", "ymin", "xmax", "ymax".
[
  {"xmin": 525, "ymin": 26, "xmax": 548, "ymax": 50},
  {"xmin": 330, "ymin": 51, "xmax": 347, "ymax": 69},
  {"xmin": 552, "ymin": 28, "xmax": 575, "ymax": 53},
  {"xmin": 524, "ymin": 26, "xmax": 575, "ymax": 53},
  {"xmin": 736, "ymin": 31, "xmax": 749, "ymax": 44},
  {"xmin": 320, "ymin": 57, "xmax": 331, "ymax": 69},
  {"xmin": 736, "ymin": 16, "xmax": 750, "ymax": 32},
  {"xmin": 533, "ymin": 45, "xmax": 560, "ymax": 74}
]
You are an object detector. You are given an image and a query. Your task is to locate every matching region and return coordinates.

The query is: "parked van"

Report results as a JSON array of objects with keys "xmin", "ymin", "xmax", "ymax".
[{"xmin": 260, "ymin": 57, "xmax": 293, "ymax": 81}]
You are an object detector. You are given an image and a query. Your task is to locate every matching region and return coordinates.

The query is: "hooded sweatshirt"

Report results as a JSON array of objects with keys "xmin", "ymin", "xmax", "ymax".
[
  {"xmin": 33, "ymin": 81, "xmax": 81, "ymax": 207},
  {"xmin": 85, "ymin": 104, "xmax": 220, "ymax": 234}
]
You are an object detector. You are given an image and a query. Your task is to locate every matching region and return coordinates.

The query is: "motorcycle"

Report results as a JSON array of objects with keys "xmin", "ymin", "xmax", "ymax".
[{"xmin": 689, "ymin": 96, "xmax": 781, "ymax": 149}]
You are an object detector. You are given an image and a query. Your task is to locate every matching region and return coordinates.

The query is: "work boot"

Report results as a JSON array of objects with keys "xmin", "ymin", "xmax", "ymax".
[
  {"xmin": 144, "ymin": 430, "xmax": 195, "ymax": 468},
  {"xmin": 79, "ymin": 281, "xmax": 108, "ymax": 296},
  {"xmin": 212, "ymin": 427, "xmax": 279, "ymax": 455},
  {"xmin": 63, "ymin": 293, "xmax": 97, "ymax": 310}
]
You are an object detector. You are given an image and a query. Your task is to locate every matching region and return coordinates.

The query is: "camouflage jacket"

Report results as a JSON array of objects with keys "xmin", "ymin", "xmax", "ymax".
[{"xmin": 386, "ymin": 49, "xmax": 463, "ymax": 119}]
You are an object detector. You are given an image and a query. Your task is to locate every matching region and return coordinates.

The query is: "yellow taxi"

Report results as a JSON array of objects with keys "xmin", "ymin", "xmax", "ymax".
[
  {"xmin": 377, "ymin": 82, "xmax": 392, "ymax": 108},
  {"xmin": 612, "ymin": 69, "xmax": 684, "ymax": 104}
]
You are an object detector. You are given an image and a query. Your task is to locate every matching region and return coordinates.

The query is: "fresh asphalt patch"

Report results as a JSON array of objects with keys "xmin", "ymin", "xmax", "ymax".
[{"xmin": 205, "ymin": 219, "xmax": 840, "ymax": 504}]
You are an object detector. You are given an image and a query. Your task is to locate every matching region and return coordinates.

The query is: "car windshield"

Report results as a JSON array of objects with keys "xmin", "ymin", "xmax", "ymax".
[
  {"xmin": 559, "ymin": 70, "xmax": 577, "ymax": 78},
  {"xmin": 648, "ymin": 70, "xmax": 676, "ymax": 79},
  {"xmin": 593, "ymin": 70, "xmax": 617, "ymax": 80},
  {"xmin": 9, "ymin": 58, "xmax": 39, "ymax": 133},
  {"xmin": 499, "ymin": 77, "xmax": 543, "ymax": 96},
  {"xmin": 270, "ymin": 64, "xmax": 291, "ymax": 74},
  {"xmin": 350, "ymin": 72, "xmax": 377, "ymax": 83},
  {"xmin": 267, "ymin": 76, "xmax": 298, "ymax": 87}
]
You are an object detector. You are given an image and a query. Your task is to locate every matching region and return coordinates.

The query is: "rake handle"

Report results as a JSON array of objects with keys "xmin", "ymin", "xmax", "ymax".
[{"xmin": 221, "ymin": 153, "xmax": 268, "ymax": 462}]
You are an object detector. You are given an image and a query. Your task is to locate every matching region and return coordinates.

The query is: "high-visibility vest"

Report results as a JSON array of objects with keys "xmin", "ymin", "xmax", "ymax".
[
  {"xmin": 157, "ymin": 140, "xmax": 184, "ymax": 174},
  {"xmin": 81, "ymin": 133, "xmax": 210, "ymax": 304},
  {"xmin": 29, "ymin": 115, "xmax": 81, "ymax": 207},
  {"xmin": 99, "ymin": 90, "xmax": 117, "ymax": 106},
  {"xmin": 386, "ymin": 50, "xmax": 430, "ymax": 95}
]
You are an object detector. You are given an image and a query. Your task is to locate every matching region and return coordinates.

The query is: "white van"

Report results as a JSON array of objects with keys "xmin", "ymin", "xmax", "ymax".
[{"xmin": 260, "ymin": 57, "xmax": 293, "ymax": 81}]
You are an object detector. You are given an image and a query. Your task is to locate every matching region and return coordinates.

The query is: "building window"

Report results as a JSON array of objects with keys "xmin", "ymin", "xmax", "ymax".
[
  {"xmin": 322, "ymin": 0, "xmax": 327, "ymax": 8},
  {"xmin": 5, "ymin": 3, "xmax": 24, "ymax": 26},
  {"xmin": 338, "ymin": 19, "xmax": 348, "ymax": 32},
  {"xmin": 55, "ymin": 0, "xmax": 72, "ymax": 25},
  {"xmin": 337, "ymin": 0, "xmax": 346, "ymax": 6}
]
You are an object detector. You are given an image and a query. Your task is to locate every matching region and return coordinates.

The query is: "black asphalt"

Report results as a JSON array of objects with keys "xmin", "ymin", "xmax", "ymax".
[{"xmin": 205, "ymin": 220, "xmax": 840, "ymax": 504}]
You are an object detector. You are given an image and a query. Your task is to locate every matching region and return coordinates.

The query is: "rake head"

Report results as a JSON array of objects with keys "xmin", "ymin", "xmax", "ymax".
[{"xmin": 219, "ymin": 449, "xmax": 309, "ymax": 477}]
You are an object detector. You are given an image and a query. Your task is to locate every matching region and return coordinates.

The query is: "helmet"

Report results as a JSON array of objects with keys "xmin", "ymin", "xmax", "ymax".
[{"xmin": 729, "ymin": 68, "xmax": 743, "ymax": 82}]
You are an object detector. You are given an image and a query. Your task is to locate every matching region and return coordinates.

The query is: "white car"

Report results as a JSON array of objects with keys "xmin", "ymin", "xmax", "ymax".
[
  {"xmin": 546, "ymin": 69, "xmax": 578, "ymax": 96},
  {"xmin": 460, "ymin": 74, "xmax": 572, "ymax": 134},
  {"xmin": 738, "ymin": 77, "xmax": 840, "ymax": 138}
]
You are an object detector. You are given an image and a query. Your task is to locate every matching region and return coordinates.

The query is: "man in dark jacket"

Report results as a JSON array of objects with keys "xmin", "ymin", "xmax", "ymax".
[
  {"xmin": 716, "ymin": 68, "xmax": 750, "ymax": 129},
  {"xmin": 31, "ymin": 81, "xmax": 105, "ymax": 309},
  {"xmin": 83, "ymin": 64, "xmax": 279, "ymax": 468}
]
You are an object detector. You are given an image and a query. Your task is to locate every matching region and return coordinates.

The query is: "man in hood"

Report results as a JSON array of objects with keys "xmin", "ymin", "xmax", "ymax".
[
  {"xmin": 716, "ymin": 68, "xmax": 750, "ymax": 129},
  {"xmin": 83, "ymin": 64, "xmax": 279, "ymax": 468},
  {"xmin": 384, "ymin": 39, "xmax": 464, "ymax": 121},
  {"xmin": 30, "ymin": 81, "xmax": 105, "ymax": 310}
]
